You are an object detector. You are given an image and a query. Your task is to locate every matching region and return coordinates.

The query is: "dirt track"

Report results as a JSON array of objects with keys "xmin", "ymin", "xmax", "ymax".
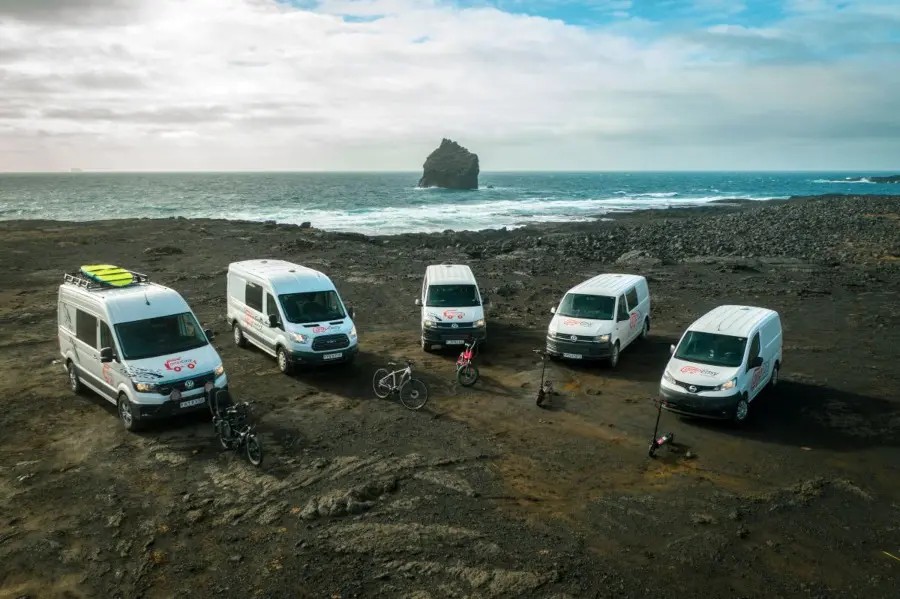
[{"xmin": 1, "ymin": 196, "xmax": 899, "ymax": 598}]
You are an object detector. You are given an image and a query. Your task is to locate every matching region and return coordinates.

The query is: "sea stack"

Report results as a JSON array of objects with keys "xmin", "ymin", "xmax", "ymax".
[{"xmin": 418, "ymin": 138, "xmax": 479, "ymax": 190}]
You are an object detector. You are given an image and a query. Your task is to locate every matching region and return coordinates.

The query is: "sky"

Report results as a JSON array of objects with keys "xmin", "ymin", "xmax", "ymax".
[{"xmin": 0, "ymin": 0, "xmax": 898, "ymax": 172}]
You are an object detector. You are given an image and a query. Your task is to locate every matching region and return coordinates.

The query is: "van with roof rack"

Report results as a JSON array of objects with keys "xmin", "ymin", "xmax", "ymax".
[
  {"xmin": 659, "ymin": 305, "xmax": 782, "ymax": 423},
  {"xmin": 415, "ymin": 264, "xmax": 487, "ymax": 352},
  {"xmin": 545, "ymin": 273, "xmax": 650, "ymax": 367},
  {"xmin": 227, "ymin": 259, "xmax": 358, "ymax": 374},
  {"xmin": 58, "ymin": 265, "xmax": 227, "ymax": 432}
]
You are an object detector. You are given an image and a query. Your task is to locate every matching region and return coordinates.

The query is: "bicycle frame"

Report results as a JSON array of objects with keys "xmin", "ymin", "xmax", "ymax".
[{"xmin": 382, "ymin": 365, "xmax": 412, "ymax": 392}]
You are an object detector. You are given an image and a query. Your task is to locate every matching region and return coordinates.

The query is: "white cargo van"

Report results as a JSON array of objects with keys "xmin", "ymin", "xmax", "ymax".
[
  {"xmin": 227, "ymin": 259, "xmax": 357, "ymax": 374},
  {"xmin": 546, "ymin": 273, "xmax": 650, "ymax": 367},
  {"xmin": 659, "ymin": 305, "xmax": 782, "ymax": 423},
  {"xmin": 415, "ymin": 264, "xmax": 487, "ymax": 351},
  {"xmin": 58, "ymin": 268, "xmax": 227, "ymax": 432}
]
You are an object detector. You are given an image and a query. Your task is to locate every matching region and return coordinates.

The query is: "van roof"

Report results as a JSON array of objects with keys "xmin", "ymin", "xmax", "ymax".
[
  {"xmin": 229, "ymin": 259, "xmax": 334, "ymax": 293},
  {"xmin": 425, "ymin": 264, "xmax": 477, "ymax": 286},
  {"xmin": 568, "ymin": 273, "xmax": 645, "ymax": 297},
  {"xmin": 689, "ymin": 305, "xmax": 778, "ymax": 338},
  {"xmin": 60, "ymin": 281, "xmax": 191, "ymax": 324}
]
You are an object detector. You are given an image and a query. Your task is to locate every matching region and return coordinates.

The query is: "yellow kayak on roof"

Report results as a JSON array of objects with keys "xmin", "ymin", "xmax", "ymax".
[{"xmin": 79, "ymin": 264, "xmax": 135, "ymax": 287}]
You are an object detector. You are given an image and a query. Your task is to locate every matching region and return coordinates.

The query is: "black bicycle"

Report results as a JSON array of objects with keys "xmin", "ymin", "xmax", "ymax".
[{"xmin": 206, "ymin": 384, "xmax": 263, "ymax": 467}]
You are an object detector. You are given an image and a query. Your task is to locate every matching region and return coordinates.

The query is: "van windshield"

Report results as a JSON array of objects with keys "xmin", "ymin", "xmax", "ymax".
[
  {"xmin": 280, "ymin": 291, "xmax": 346, "ymax": 323},
  {"xmin": 557, "ymin": 293, "xmax": 615, "ymax": 321},
  {"xmin": 426, "ymin": 284, "xmax": 480, "ymax": 307},
  {"xmin": 675, "ymin": 331, "xmax": 746, "ymax": 368},
  {"xmin": 114, "ymin": 312, "xmax": 208, "ymax": 361}
]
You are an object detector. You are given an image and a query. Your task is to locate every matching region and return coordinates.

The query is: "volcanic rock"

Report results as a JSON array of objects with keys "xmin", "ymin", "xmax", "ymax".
[{"xmin": 418, "ymin": 139, "xmax": 479, "ymax": 190}]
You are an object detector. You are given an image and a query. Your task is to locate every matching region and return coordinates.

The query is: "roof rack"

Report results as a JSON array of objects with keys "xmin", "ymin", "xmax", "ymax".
[{"xmin": 63, "ymin": 269, "xmax": 150, "ymax": 290}]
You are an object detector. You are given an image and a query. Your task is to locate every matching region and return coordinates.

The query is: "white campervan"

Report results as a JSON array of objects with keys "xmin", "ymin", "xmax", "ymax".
[
  {"xmin": 545, "ymin": 273, "xmax": 650, "ymax": 368},
  {"xmin": 416, "ymin": 264, "xmax": 487, "ymax": 351},
  {"xmin": 58, "ymin": 268, "xmax": 227, "ymax": 432},
  {"xmin": 227, "ymin": 259, "xmax": 357, "ymax": 374},
  {"xmin": 659, "ymin": 305, "xmax": 782, "ymax": 423}
]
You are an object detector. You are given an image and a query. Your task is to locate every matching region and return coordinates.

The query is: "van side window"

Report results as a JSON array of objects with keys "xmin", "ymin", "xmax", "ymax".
[
  {"xmin": 617, "ymin": 295, "xmax": 628, "ymax": 320},
  {"xmin": 266, "ymin": 293, "xmax": 279, "ymax": 319},
  {"xmin": 749, "ymin": 333, "xmax": 761, "ymax": 361},
  {"xmin": 625, "ymin": 287, "xmax": 639, "ymax": 311},
  {"xmin": 246, "ymin": 282, "xmax": 263, "ymax": 312},
  {"xmin": 100, "ymin": 321, "xmax": 115, "ymax": 351},
  {"xmin": 76, "ymin": 310, "xmax": 98, "ymax": 348}
]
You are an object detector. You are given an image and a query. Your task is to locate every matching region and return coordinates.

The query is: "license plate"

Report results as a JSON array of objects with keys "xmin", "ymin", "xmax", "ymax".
[
  {"xmin": 180, "ymin": 397, "xmax": 204, "ymax": 408},
  {"xmin": 446, "ymin": 339, "xmax": 465, "ymax": 345},
  {"xmin": 563, "ymin": 352, "xmax": 582, "ymax": 359},
  {"xmin": 323, "ymin": 352, "xmax": 343, "ymax": 360}
]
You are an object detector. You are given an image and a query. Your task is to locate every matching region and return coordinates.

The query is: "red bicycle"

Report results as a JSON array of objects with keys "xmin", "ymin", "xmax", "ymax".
[{"xmin": 456, "ymin": 337, "xmax": 480, "ymax": 387}]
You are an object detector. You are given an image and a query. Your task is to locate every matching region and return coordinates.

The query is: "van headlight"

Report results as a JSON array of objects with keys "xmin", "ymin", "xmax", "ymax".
[
  {"xmin": 214, "ymin": 363, "xmax": 225, "ymax": 377},
  {"xmin": 474, "ymin": 319, "xmax": 485, "ymax": 328},
  {"xmin": 291, "ymin": 332, "xmax": 310, "ymax": 344},
  {"xmin": 715, "ymin": 378, "xmax": 736, "ymax": 391},
  {"xmin": 133, "ymin": 381, "xmax": 157, "ymax": 393},
  {"xmin": 424, "ymin": 320, "xmax": 437, "ymax": 329},
  {"xmin": 594, "ymin": 334, "xmax": 610, "ymax": 343},
  {"xmin": 349, "ymin": 326, "xmax": 358, "ymax": 339},
  {"xmin": 662, "ymin": 371, "xmax": 676, "ymax": 384}
]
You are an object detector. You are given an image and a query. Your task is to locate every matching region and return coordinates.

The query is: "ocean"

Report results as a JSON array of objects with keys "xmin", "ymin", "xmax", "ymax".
[{"xmin": 0, "ymin": 171, "xmax": 896, "ymax": 235}]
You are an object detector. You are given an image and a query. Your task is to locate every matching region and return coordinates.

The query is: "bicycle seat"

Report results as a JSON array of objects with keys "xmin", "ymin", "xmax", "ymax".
[
  {"xmin": 387, "ymin": 361, "xmax": 397, "ymax": 367},
  {"xmin": 405, "ymin": 359, "xmax": 415, "ymax": 365}
]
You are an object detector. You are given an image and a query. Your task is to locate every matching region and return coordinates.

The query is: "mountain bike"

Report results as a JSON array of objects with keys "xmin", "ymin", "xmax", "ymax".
[
  {"xmin": 456, "ymin": 337, "xmax": 480, "ymax": 387},
  {"xmin": 206, "ymin": 383, "xmax": 263, "ymax": 467},
  {"xmin": 533, "ymin": 348, "xmax": 554, "ymax": 408},
  {"xmin": 372, "ymin": 359, "xmax": 429, "ymax": 410}
]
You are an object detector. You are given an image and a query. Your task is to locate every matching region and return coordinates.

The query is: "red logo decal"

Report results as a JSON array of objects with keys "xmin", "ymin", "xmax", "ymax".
[
  {"xmin": 102, "ymin": 362, "xmax": 113, "ymax": 385},
  {"xmin": 312, "ymin": 326, "xmax": 328, "ymax": 334},
  {"xmin": 680, "ymin": 365, "xmax": 702, "ymax": 374},
  {"xmin": 751, "ymin": 363, "xmax": 765, "ymax": 388},
  {"xmin": 164, "ymin": 357, "xmax": 197, "ymax": 373},
  {"xmin": 563, "ymin": 318, "xmax": 590, "ymax": 326},
  {"xmin": 443, "ymin": 309, "xmax": 465, "ymax": 320},
  {"xmin": 629, "ymin": 312, "xmax": 639, "ymax": 329}
]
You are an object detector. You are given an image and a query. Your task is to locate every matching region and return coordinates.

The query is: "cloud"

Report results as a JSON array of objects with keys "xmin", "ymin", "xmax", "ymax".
[{"xmin": 0, "ymin": 0, "xmax": 898, "ymax": 171}]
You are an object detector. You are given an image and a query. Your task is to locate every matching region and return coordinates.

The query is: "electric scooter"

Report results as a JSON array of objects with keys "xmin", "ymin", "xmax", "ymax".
[
  {"xmin": 648, "ymin": 397, "xmax": 675, "ymax": 457},
  {"xmin": 532, "ymin": 349, "xmax": 553, "ymax": 408}
]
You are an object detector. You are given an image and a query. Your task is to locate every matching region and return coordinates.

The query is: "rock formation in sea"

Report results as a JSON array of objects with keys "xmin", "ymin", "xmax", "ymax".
[
  {"xmin": 846, "ymin": 175, "xmax": 900, "ymax": 183},
  {"xmin": 417, "ymin": 139, "xmax": 479, "ymax": 190}
]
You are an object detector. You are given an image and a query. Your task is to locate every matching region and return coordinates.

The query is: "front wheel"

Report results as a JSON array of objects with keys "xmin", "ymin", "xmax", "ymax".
[
  {"xmin": 233, "ymin": 323, "xmax": 247, "ymax": 348},
  {"xmin": 372, "ymin": 368, "xmax": 392, "ymax": 399},
  {"xmin": 67, "ymin": 361, "xmax": 82, "ymax": 394},
  {"xmin": 399, "ymin": 378, "xmax": 428, "ymax": 410},
  {"xmin": 218, "ymin": 420, "xmax": 234, "ymax": 450},
  {"xmin": 769, "ymin": 364, "xmax": 780, "ymax": 389},
  {"xmin": 734, "ymin": 396, "xmax": 750, "ymax": 423},
  {"xmin": 608, "ymin": 342, "xmax": 620, "ymax": 369},
  {"xmin": 117, "ymin": 393, "xmax": 142, "ymax": 432},
  {"xmin": 457, "ymin": 364, "xmax": 479, "ymax": 387},
  {"xmin": 276, "ymin": 346, "xmax": 293, "ymax": 375},
  {"xmin": 245, "ymin": 434, "xmax": 263, "ymax": 467}
]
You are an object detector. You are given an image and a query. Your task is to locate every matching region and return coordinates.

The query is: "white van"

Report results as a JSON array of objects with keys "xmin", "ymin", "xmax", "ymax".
[
  {"xmin": 227, "ymin": 259, "xmax": 357, "ymax": 374},
  {"xmin": 58, "ymin": 268, "xmax": 227, "ymax": 432},
  {"xmin": 546, "ymin": 273, "xmax": 650, "ymax": 367},
  {"xmin": 659, "ymin": 305, "xmax": 782, "ymax": 423},
  {"xmin": 415, "ymin": 264, "xmax": 487, "ymax": 351}
]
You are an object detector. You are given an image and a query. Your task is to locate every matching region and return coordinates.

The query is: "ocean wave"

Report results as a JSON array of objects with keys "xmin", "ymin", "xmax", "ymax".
[{"xmin": 812, "ymin": 178, "xmax": 874, "ymax": 184}]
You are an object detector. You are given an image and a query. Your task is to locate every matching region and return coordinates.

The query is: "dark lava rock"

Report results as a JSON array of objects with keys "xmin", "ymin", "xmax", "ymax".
[
  {"xmin": 418, "ymin": 138, "xmax": 479, "ymax": 190},
  {"xmin": 143, "ymin": 245, "xmax": 183, "ymax": 256}
]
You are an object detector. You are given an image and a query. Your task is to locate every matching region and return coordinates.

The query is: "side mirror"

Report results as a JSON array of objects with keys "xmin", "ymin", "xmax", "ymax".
[
  {"xmin": 669, "ymin": 344, "xmax": 675, "ymax": 355},
  {"xmin": 100, "ymin": 347, "xmax": 114, "ymax": 363},
  {"xmin": 204, "ymin": 328, "xmax": 215, "ymax": 340},
  {"xmin": 550, "ymin": 306, "xmax": 556, "ymax": 314},
  {"xmin": 749, "ymin": 356, "xmax": 763, "ymax": 369},
  {"xmin": 347, "ymin": 306, "xmax": 355, "ymax": 320},
  {"xmin": 414, "ymin": 298, "xmax": 421, "ymax": 306},
  {"xmin": 267, "ymin": 314, "xmax": 278, "ymax": 328}
]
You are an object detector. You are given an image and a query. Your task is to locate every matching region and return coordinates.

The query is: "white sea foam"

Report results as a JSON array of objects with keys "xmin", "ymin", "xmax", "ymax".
[{"xmin": 812, "ymin": 178, "xmax": 873, "ymax": 184}]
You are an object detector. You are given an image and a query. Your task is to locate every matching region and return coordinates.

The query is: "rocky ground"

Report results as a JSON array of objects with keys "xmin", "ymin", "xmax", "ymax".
[{"xmin": 0, "ymin": 194, "xmax": 898, "ymax": 598}]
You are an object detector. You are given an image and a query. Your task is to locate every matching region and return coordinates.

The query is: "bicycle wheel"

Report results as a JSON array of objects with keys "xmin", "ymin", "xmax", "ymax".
[
  {"xmin": 218, "ymin": 420, "xmax": 234, "ymax": 450},
  {"xmin": 399, "ymin": 378, "xmax": 428, "ymax": 410},
  {"xmin": 245, "ymin": 433, "xmax": 263, "ymax": 467},
  {"xmin": 372, "ymin": 368, "xmax": 392, "ymax": 399},
  {"xmin": 457, "ymin": 364, "xmax": 479, "ymax": 387}
]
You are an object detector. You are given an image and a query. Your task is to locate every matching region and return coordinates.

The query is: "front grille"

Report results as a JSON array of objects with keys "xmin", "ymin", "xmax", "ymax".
[
  {"xmin": 436, "ymin": 321, "xmax": 472, "ymax": 329},
  {"xmin": 312, "ymin": 334, "xmax": 350, "ymax": 351},
  {"xmin": 158, "ymin": 371, "xmax": 215, "ymax": 395},
  {"xmin": 673, "ymin": 379, "xmax": 717, "ymax": 393},
  {"xmin": 551, "ymin": 331, "xmax": 596, "ymax": 342}
]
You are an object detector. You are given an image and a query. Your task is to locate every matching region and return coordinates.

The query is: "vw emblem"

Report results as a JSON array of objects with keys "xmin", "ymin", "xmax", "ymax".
[
  {"xmin": 570, "ymin": 335, "xmax": 577, "ymax": 341},
  {"xmin": 184, "ymin": 379, "xmax": 195, "ymax": 390},
  {"xmin": 451, "ymin": 323, "xmax": 458, "ymax": 329},
  {"xmin": 688, "ymin": 385, "xmax": 697, "ymax": 393}
]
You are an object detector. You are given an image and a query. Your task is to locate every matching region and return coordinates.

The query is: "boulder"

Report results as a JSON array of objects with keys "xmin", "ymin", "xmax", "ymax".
[
  {"xmin": 418, "ymin": 139, "xmax": 479, "ymax": 190},
  {"xmin": 615, "ymin": 249, "xmax": 662, "ymax": 267}
]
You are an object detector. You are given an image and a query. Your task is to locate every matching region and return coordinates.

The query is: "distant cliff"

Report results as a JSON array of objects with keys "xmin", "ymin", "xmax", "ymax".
[{"xmin": 418, "ymin": 139, "xmax": 479, "ymax": 190}]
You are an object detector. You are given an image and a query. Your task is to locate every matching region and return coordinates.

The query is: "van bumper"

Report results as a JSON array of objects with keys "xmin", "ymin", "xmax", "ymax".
[
  {"xmin": 422, "ymin": 327, "xmax": 486, "ymax": 349},
  {"xmin": 545, "ymin": 336, "xmax": 611, "ymax": 360},
  {"xmin": 658, "ymin": 386, "xmax": 739, "ymax": 420},
  {"xmin": 290, "ymin": 344, "xmax": 358, "ymax": 365},
  {"xmin": 134, "ymin": 386, "xmax": 227, "ymax": 421}
]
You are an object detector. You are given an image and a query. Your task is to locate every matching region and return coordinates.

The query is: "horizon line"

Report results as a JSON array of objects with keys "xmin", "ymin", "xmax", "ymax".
[{"xmin": 2, "ymin": 168, "xmax": 897, "ymax": 175}]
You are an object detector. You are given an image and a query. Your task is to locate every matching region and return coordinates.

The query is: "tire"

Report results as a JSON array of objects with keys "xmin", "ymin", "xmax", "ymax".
[
  {"xmin": 372, "ymin": 368, "xmax": 392, "ymax": 399},
  {"xmin": 769, "ymin": 363, "xmax": 780, "ymax": 389},
  {"xmin": 276, "ymin": 346, "xmax": 293, "ymax": 375},
  {"xmin": 457, "ymin": 364, "xmax": 479, "ymax": 387},
  {"xmin": 536, "ymin": 389, "xmax": 545, "ymax": 408},
  {"xmin": 245, "ymin": 434, "xmax": 263, "ymax": 467},
  {"xmin": 421, "ymin": 337, "xmax": 433, "ymax": 353},
  {"xmin": 608, "ymin": 342, "xmax": 620, "ymax": 368},
  {"xmin": 399, "ymin": 378, "xmax": 428, "ymax": 410},
  {"xmin": 233, "ymin": 323, "xmax": 247, "ymax": 348},
  {"xmin": 67, "ymin": 361, "xmax": 82, "ymax": 395},
  {"xmin": 640, "ymin": 318, "xmax": 650, "ymax": 341},
  {"xmin": 117, "ymin": 393, "xmax": 142, "ymax": 432},
  {"xmin": 733, "ymin": 395, "xmax": 750, "ymax": 423},
  {"xmin": 218, "ymin": 420, "xmax": 233, "ymax": 450}
]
